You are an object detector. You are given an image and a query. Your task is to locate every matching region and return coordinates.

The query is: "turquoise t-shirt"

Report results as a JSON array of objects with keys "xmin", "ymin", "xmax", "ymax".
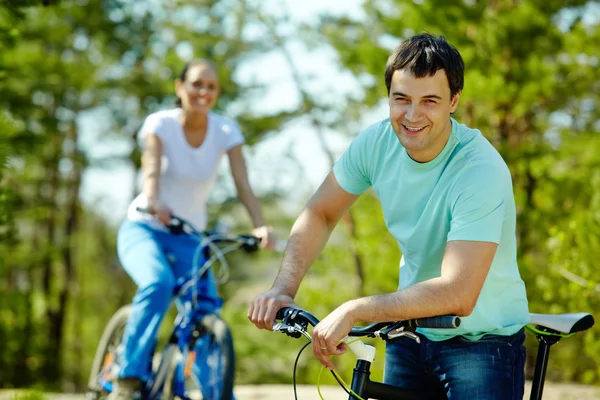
[{"xmin": 333, "ymin": 118, "xmax": 530, "ymax": 340}]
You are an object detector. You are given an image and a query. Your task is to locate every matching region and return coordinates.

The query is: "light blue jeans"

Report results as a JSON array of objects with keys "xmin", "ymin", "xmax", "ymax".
[
  {"xmin": 116, "ymin": 219, "xmax": 219, "ymax": 381},
  {"xmin": 384, "ymin": 329, "xmax": 526, "ymax": 399}
]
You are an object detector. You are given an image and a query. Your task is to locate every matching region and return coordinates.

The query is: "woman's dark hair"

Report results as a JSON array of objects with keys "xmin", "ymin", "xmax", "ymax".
[
  {"xmin": 175, "ymin": 58, "xmax": 218, "ymax": 107},
  {"xmin": 384, "ymin": 33, "xmax": 464, "ymax": 98}
]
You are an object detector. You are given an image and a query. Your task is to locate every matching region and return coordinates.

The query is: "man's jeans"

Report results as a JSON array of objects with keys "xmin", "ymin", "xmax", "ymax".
[{"xmin": 384, "ymin": 329, "xmax": 526, "ymax": 399}]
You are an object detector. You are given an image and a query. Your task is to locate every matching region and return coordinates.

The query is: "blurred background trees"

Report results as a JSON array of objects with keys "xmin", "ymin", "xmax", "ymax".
[{"xmin": 0, "ymin": 0, "xmax": 598, "ymax": 391}]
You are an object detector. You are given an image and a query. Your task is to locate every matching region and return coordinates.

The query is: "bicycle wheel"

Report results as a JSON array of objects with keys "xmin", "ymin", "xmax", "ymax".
[
  {"xmin": 87, "ymin": 305, "xmax": 132, "ymax": 400},
  {"xmin": 162, "ymin": 314, "xmax": 235, "ymax": 400}
]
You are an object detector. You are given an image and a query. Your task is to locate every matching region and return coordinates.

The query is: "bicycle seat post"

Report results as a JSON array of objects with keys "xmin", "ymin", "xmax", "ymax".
[{"xmin": 530, "ymin": 334, "xmax": 561, "ymax": 400}]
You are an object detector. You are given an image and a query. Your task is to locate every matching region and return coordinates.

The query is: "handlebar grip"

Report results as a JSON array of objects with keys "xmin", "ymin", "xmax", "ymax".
[{"xmin": 415, "ymin": 315, "xmax": 461, "ymax": 329}]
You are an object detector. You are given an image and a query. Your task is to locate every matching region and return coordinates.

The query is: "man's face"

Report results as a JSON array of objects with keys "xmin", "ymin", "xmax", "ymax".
[{"xmin": 388, "ymin": 69, "xmax": 460, "ymax": 163}]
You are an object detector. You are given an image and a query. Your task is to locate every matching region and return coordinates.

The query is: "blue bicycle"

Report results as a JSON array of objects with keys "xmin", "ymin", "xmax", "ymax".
[{"xmin": 87, "ymin": 214, "xmax": 261, "ymax": 400}]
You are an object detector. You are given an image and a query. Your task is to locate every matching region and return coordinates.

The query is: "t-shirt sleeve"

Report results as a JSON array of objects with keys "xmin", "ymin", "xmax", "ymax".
[
  {"xmin": 332, "ymin": 125, "xmax": 376, "ymax": 195},
  {"xmin": 219, "ymin": 119, "xmax": 245, "ymax": 151},
  {"xmin": 447, "ymin": 165, "xmax": 510, "ymax": 243},
  {"xmin": 137, "ymin": 113, "xmax": 167, "ymax": 146}
]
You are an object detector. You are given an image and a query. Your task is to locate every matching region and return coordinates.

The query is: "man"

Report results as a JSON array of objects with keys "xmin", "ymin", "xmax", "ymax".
[{"xmin": 248, "ymin": 33, "xmax": 529, "ymax": 399}]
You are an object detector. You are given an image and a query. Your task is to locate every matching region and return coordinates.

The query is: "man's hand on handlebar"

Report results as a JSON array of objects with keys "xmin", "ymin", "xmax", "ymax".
[
  {"xmin": 247, "ymin": 290, "xmax": 297, "ymax": 331},
  {"xmin": 311, "ymin": 303, "xmax": 355, "ymax": 370}
]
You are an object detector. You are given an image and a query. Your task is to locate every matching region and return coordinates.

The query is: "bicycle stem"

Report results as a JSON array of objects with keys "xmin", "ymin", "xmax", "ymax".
[{"xmin": 342, "ymin": 337, "xmax": 376, "ymax": 363}]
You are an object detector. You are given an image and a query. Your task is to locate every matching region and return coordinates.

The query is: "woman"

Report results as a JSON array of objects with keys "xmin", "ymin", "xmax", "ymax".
[{"xmin": 109, "ymin": 59, "xmax": 276, "ymax": 399}]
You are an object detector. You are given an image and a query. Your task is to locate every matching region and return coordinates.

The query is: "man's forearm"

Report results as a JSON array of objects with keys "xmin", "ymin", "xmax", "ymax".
[
  {"xmin": 345, "ymin": 276, "xmax": 470, "ymax": 324},
  {"xmin": 272, "ymin": 207, "xmax": 334, "ymax": 298}
]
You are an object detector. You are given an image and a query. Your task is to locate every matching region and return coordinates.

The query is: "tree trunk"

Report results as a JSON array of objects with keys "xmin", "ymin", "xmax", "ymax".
[{"xmin": 42, "ymin": 132, "xmax": 62, "ymax": 386}]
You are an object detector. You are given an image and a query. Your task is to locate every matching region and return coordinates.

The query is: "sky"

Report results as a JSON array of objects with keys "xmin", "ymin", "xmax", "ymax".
[{"xmin": 78, "ymin": 0, "xmax": 387, "ymax": 226}]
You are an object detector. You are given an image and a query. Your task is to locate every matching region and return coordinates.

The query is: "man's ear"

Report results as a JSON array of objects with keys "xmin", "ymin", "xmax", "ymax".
[{"xmin": 450, "ymin": 91, "xmax": 461, "ymax": 114}]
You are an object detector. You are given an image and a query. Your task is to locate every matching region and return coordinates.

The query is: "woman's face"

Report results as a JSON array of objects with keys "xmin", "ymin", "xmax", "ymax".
[{"xmin": 176, "ymin": 63, "xmax": 220, "ymax": 113}]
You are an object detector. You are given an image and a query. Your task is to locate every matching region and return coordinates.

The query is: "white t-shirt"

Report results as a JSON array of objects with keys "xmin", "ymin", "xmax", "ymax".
[{"xmin": 127, "ymin": 108, "xmax": 245, "ymax": 231}]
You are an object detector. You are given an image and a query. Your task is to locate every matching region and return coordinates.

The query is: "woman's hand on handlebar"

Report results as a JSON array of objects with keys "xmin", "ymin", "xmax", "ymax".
[
  {"xmin": 251, "ymin": 225, "xmax": 278, "ymax": 251},
  {"xmin": 148, "ymin": 200, "xmax": 172, "ymax": 226},
  {"xmin": 248, "ymin": 289, "xmax": 297, "ymax": 331}
]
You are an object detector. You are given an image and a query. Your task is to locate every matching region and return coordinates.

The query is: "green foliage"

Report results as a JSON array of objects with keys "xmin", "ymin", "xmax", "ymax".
[
  {"xmin": 1, "ymin": 0, "xmax": 599, "ymax": 391},
  {"xmin": 0, "ymin": 0, "xmax": 296, "ymax": 391}
]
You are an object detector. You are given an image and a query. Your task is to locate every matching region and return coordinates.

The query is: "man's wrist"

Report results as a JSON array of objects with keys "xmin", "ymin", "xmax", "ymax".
[
  {"xmin": 340, "ymin": 299, "xmax": 360, "ymax": 324},
  {"xmin": 270, "ymin": 284, "xmax": 295, "ymax": 300}
]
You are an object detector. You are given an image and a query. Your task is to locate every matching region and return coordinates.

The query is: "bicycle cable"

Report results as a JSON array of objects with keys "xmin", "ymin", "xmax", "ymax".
[
  {"xmin": 293, "ymin": 341, "xmax": 312, "ymax": 400},
  {"xmin": 285, "ymin": 322, "xmax": 367, "ymax": 400},
  {"xmin": 315, "ymin": 338, "xmax": 366, "ymax": 400},
  {"xmin": 182, "ymin": 233, "xmax": 253, "ymax": 298}
]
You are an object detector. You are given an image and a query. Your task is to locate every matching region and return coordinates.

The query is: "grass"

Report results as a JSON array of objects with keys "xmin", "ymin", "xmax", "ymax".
[{"xmin": 0, "ymin": 390, "xmax": 46, "ymax": 400}]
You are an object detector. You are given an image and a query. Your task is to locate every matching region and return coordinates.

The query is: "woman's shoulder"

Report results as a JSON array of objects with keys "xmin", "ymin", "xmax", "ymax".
[
  {"xmin": 209, "ymin": 111, "xmax": 240, "ymax": 133},
  {"xmin": 139, "ymin": 108, "xmax": 181, "ymax": 142},
  {"xmin": 145, "ymin": 108, "xmax": 181, "ymax": 124}
]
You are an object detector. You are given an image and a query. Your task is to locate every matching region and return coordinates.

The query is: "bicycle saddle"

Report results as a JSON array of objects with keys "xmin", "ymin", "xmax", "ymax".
[{"xmin": 529, "ymin": 312, "xmax": 595, "ymax": 334}]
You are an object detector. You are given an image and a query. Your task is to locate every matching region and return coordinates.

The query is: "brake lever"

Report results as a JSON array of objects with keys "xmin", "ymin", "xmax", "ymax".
[
  {"xmin": 377, "ymin": 322, "xmax": 421, "ymax": 343},
  {"xmin": 387, "ymin": 329, "xmax": 421, "ymax": 343},
  {"xmin": 273, "ymin": 309, "xmax": 308, "ymax": 339}
]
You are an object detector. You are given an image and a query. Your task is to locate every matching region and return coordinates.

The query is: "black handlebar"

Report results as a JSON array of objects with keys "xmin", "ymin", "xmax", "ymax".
[
  {"xmin": 411, "ymin": 315, "xmax": 461, "ymax": 329},
  {"xmin": 135, "ymin": 207, "xmax": 260, "ymax": 252},
  {"xmin": 275, "ymin": 307, "xmax": 460, "ymax": 341}
]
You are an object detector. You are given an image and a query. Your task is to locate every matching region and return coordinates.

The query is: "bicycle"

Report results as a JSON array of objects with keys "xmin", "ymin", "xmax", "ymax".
[
  {"xmin": 87, "ymin": 213, "xmax": 263, "ymax": 400},
  {"xmin": 274, "ymin": 307, "xmax": 595, "ymax": 400}
]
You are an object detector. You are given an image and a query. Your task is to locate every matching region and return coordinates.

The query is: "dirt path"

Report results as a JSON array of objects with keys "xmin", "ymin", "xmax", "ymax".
[
  {"xmin": 234, "ymin": 382, "xmax": 600, "ymax": 399},
  {"xmin": 2, "ymin": 382, "xmax": 599, "ymax": 400}
]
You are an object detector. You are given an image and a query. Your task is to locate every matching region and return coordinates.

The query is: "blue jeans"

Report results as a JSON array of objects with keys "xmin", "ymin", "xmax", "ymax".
[
  {"xmin": 116, "ymin": 219, "xmax": 219, "ymax": 381},
  {"xmin": 384, "ymin": 329, "xmax": 526, "ymax": 399}
]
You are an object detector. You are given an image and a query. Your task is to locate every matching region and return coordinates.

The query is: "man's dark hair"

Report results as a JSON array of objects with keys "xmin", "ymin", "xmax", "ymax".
[{"xmin": 384, "ymin": 33, "xmax": 464, "ymax": 98}]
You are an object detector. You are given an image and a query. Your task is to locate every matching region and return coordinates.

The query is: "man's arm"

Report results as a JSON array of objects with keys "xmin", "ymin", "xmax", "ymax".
[
  {"xmin": 343, "ymin": 240, "xmax": 497, "ymax": 322},
  {"xmin": 247, "ymin": 171, "xmax": 360, "ymax": 329},
  {"xmin": 311, "ymin": 239, "xmax": 497, "ymax": 369}
]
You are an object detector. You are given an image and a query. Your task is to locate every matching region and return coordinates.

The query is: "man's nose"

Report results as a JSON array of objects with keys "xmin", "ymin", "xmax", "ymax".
[{"xmin": 405, "ymin": 104, "xmax": 422, "ymax": 121}]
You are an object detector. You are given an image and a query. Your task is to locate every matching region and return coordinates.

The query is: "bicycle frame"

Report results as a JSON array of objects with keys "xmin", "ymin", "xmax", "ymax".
[
  {"xmin": 145, "ymin": 289, "xmax": 216, "ymax": 399},
  {"xmin": 141, "ymin": 223, "xmax": 258, "ymax": 400},
  {"xmin": 275, "ymin": 308, "xmax": 595, "ymax": 400},
  {"xmin": 275, "ymin": 308, "xmax": 459, "ymax": 400}
]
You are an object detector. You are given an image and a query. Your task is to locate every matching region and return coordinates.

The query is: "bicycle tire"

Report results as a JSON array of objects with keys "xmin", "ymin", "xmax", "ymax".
[
  {"xmin": 87, "ymin": 305, "xmax": 132, "ymax": 399},
  {"xmin": 162, "ymin": 314, "xmax": 235, "ymax": 400}
]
